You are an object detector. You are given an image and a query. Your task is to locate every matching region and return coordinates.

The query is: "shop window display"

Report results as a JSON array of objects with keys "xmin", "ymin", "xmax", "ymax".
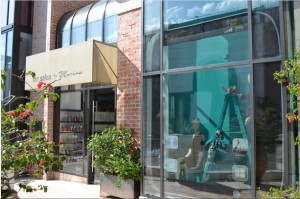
[
  {"xmin": 59, "ymin": 91, "xmax": 86, "ymax": 175},
  {"xmin": 163, "ymin": 66, "xmax": 251, "ymax": 198}
]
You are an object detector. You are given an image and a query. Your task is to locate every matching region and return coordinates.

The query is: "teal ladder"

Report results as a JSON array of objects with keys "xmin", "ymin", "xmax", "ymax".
[{"xmin": 201, "ymin": 94, "xmax": 249, "ymax": 183}]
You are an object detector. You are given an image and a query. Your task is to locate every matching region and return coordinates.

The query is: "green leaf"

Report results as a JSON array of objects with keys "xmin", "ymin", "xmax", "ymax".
[{"xmin": 26, "ymin": 71, "xmax": 36, "ymax": 78}]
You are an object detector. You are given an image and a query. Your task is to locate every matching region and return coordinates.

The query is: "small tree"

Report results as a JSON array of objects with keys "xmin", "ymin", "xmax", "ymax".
[{"xmin": 1, "ymin": 70, "xmax": 65, "ymax": 198}]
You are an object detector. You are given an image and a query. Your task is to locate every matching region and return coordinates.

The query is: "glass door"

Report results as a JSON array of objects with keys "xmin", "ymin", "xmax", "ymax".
[{"xmin": 88, "ymin": 88, "xmax": 116, "ymax": 184}]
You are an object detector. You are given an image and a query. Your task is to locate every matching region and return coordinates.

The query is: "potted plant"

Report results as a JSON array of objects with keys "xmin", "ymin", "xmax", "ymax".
[{"xmin": 87, "ymin": 126, "xmax": 141, "ymax": 199}]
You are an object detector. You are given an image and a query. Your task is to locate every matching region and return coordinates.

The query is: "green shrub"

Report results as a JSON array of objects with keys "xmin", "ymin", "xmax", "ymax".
[
  {"xmin": 259, "ymin": 184, "xmax": 300, "ymax": 199},
  {"xmin": 87, "ymin": 126, "xmax": 141, "ymax": 187}
]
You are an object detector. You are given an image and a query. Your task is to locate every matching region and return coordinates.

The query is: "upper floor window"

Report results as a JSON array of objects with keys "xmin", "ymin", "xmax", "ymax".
[{"xmin": 57, "ymin": 0, "xmax": 118, "ymax": 49}]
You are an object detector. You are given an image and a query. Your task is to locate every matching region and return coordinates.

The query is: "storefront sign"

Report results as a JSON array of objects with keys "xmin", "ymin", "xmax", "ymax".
[{"xmin": 25, "ymin": 40, "xmax": 118, "ymax": 90}]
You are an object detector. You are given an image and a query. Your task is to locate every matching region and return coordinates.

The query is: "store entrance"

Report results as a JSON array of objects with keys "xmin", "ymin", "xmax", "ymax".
[{"xmin": 87, "ymin": 88, "xmax": 116, "ymax": 184}]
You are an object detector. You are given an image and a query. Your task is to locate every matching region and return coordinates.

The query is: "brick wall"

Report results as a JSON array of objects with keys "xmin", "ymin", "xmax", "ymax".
[
  {"xmin": 32, "ymin": 1, "xmax": 47, "ymax": 54},
  {"xmin": 117, "ymin": 9, "xmax": 141, "ymax": 142}
]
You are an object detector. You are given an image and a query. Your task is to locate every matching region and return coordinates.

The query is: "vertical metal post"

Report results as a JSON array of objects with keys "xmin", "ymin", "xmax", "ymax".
[
  {"xmin": 140, "ymin": 0, "xmax": 145, "ymax": 195},
  {"xmin": 247, "ymin": 0, "xmax": 256, "ymax": 197},
  {"xmin": 103, "ymin": 0, "xmax": 110, "ymax": 42},
  {"xmin": 279, "ymin": 0, "xmax": 290, "ymax": 186},
  {"xmin": 160, "ymin": 0, "xmax": 164, "ymax": 197}
]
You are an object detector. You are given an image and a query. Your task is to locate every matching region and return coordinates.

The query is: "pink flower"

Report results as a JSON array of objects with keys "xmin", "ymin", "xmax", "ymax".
[
  {"xmin": 19, "ymin": 112, "xmax": 25, "ymax": 118},
  {"xmin": 37, "ymin": 81, "xmax": 44, "ymax": 89},
  {"xmin": 24, "ymin": 109, "xmax": 32, "ymax": 115},
  {"xmin": 26, "ymin": 164, "xmax": 33, "ymax": 170},
  {"xmin": 288, "ymin": 114, "xmax": 297, "ymax": 124},
  {"xmin": 8, "ymin": 111, "xmax": 15, "ymax": 117},
  {"xmin": 46, "ymin": 83, "xmax": 53, "ymax": 89},
  {"xmin": 40, "ymin": 159, "xmax": 45, "ymax": 164}
]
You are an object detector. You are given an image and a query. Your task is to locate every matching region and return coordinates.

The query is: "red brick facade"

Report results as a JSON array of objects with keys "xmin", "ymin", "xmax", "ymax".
[
  {"xmin": 30, "ymin": 1, "xmax": 142, "ymax": 182},
  {"xmin": 117, "ymin": 9, "xmax": 142, "ymax": 142}
]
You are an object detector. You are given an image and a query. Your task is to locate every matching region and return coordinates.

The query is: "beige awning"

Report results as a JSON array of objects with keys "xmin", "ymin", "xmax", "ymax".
[{"xmin": 25, "ymin": 40, "xmax": 118, "ymax": 90}]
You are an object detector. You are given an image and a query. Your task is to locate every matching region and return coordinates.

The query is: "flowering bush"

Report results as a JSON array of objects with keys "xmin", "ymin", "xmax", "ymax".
[{"xmin": 1, "ymin": 70, "xmax": 64, "ymax": 198}]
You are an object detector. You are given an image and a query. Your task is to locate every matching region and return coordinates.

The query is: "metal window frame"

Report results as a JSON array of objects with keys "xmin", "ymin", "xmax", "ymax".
[
  {"xmin": 141, "ymin": 0, "xmax": 288, "ymax": 198},
  {"xmin": 140, "ymin": 0, "xmax": 145, "ymax": 195},
  {"xmin": 159, "ymin": 0, "xmax": 164, "ymax": 197}
]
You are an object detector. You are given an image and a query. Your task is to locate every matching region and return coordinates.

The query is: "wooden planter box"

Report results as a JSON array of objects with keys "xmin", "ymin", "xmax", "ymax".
[{"xmin": 100, "ymin": 174, "xmax": 140, "ymax": 199}]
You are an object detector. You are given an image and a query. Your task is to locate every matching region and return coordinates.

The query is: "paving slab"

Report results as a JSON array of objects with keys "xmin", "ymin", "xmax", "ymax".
[{"xmin": 14, "ymin": 177, "xmax": 103, "ymax": 198}]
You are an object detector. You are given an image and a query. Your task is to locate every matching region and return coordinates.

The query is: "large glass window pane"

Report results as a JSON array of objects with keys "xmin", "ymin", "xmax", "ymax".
[
  {"xmin": 105, "ymin": 0, "xmax": 117, "ymax": 18},
  {"xmin": 87, "ymin": 20, "xmax": 102, "ymax": 41},
  {"xmin": 295, "ymin": 1, "xmax": 300, "ymax": 47},
  {"xmin": 71, "ymin": 4, "xmax": 92, "ymax": 45},
  {"xmin": 1, "ymin": 0, "xmax": 8, "ymax": 27},
  {"xmin": 143, "ymin": 76, "xmax": 161, "ymax": 197},
  {"xmin": 72, "ymin": 4, "xmax": 91, "ymax": 28},
  {"xmin": 4, "ymin": 31, "xmax": 13, "ymax": 98},
  {"xmin": 19, "ymin": 32, "xmax": 32, "ymax": 71},
  {"xmin": 1, "ymin": 34, "xmax": 6, "ymax": 71},
  {"xmin": 71, "ymin": 26, "xmax": 85, "ymax": 45},
  {"xmin": 254, "ymin": 62, "xmax": 283, "ymax": 193},
  {"xmin": 163, "ymin": 0, "xmax": 249, "ymax": 70},
  {"xmin": 59, "ymin": 92, "xmax": 85, "ymax": 176},
  {"xmin": 144, "ymin": 0, "xmax": 161, "ymax": 73},
  {"xmin": 57, "ymin": 11, "xmax": 75, "ymax": 48},
  {"xmin": 163, "ymin": 66, "xmax": 251, "ymax": 198},
  {"xmin": 1, "ymin": 33, "xmax": 6, "ymax": 99},
  {"xmin": 103, "ymin": 0, "xmax": 118, "ymax": 45},
  {"xmin": 8, "ymin": 0, "xmax": 15, "ymax": 24},
  {"xmin": 104, "ymin": 15, "xmax": 117, "ymax": 45},
  {"xmin": 252, "ymin": 0, "xmax": 280, "ymax": 59},
  {"xmin": 88, "ymin": 0, "xmax": 107, "ymax": 23}
]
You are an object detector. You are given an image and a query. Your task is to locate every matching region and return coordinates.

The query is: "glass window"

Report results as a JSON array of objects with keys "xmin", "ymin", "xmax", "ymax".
[
  {"xmin": 1, "ymin": 0, "xmax": 8, "ymax": 27},
  {"xmin": 57, "ymin": 30, "xmax": 71, "ymax": 48},
  {"xmin": 163, "ymin": 66, "xmax": 251, "ymax": 198},
  {"xmin": 143, "ymin": 76, "xmax": 161, "ymax": 197},
  {"xmin": 57, "ymin": 11, "xmax": 75, "ymax": 48},
  {"xmin": 71, "ymin": 26, "xmax": 85, "ymax": 45},
  {"xmin": 105, "ymin": 0, "xmax": 117, "ymax": 18},
  {"xmin": 4, "ymin": 31, "xmax": 13, "ymax": 98},
  {"xmin": 1, "ymin": 33, "xmax": 6, "ymax": 99},
  {"xmin": 59, "ymin": 91, "xmax": 85, "ymax": 175},
  {"xmin": 88, "ymin": 0, "xmax": 107, "ymax": 23},
  {"xmin": 254, "ymin": 62, "xmax": 283, "ymax": 193},
  {"xmin": 8, "ymin": 0, "xmax": 15, "ymax": 24},
  {"xmin": 252, "ymin": 0, "xmax": 280, "ymax": 59},
  {"xmin": 104, "ymin": 15, "xmax": 117, "ymax": 45},
  {"xmin": 143, "ymin": 0, "xmax": 161, "ymax": 73},
  {"xmin": 164, "ymin": 0, "xmax": 248, "ymax": 29},
  {"xmin": 87, "ymin": 20, "xmax": 102, "ymax": 41},
  {"xmin": 163, "ymin": 0, "xmax": 249, "ymax": 70},
  {"xmin": 295, "ymin": 1, "xmax": 300, "ymax": 47},
  {"xmin": 19, "ymin": 32, "xmax": 32, "ymax": 70},
  {"xmin": 1, "ymin": 34, "xmax": 6, "ymax": 71},
  {"xmin": 71, "ymin": 5, "xmax": 92, "ymax": 45},
  {"xmin": 87, "ymin": 0, "xmax": 107, "ymax": 42},
  {"xmin": 103, "ymin": 0, "xmax": 118, "ymax": 45},
  {"xmin": 72, "ymin": 4, "xmax": 91, "ymax": 28}
]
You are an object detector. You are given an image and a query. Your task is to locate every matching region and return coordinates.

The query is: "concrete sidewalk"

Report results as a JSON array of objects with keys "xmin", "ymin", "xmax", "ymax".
[{"xmin": 14, "ymin": 177, "xmax": 103, "ymax": 198}]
